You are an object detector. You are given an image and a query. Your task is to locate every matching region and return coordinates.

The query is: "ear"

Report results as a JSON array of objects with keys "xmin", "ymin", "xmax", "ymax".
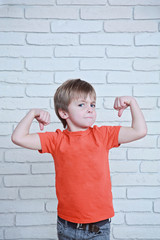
[{"xmin": 58, "ymin": 109, "xmax": 69, "ymax": 120}]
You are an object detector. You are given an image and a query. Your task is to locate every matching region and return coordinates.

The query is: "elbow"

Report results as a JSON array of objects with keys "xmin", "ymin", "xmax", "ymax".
[
  {"xmin": 139, "ymin": 126, "xmax": 148, "ymax": 139},
  {"xmin": 11, "ymin": 133, "xmax": 20, "ymax": 146},
  {"xmin": 11, "ymin": 134, "xmax": 16, "ymax": 145}
]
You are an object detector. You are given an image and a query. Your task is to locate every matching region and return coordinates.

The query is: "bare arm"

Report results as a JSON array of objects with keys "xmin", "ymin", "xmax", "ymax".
[
  {"xmin": 11, "ymin": 109, "xmax": 50, "ymax": 150},
  {"xmin": 114, "ymin": 96, "xmax": 147, "ymax": 144}
]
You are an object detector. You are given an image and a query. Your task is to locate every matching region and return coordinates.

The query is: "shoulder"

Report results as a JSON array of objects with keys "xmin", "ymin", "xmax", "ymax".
[
  {"xmin": 92, "ymin": 125, "xmax": 121, "ymax": 138},
  {"xmin": 38, "ymin": 128, "xmax": 64, "ymax": 139},
  {"xmin": 91, "ymin": 125, "xmax": 109, "ymax": 138}
]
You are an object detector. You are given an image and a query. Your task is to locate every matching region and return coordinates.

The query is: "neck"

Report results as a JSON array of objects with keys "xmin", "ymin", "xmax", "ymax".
[{"xmin": 67, "ymin": 125, "xmax": 89, "ymax": 132}]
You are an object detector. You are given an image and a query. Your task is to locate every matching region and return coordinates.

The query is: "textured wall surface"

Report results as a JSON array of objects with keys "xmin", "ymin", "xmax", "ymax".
[{"xmin": 0, "ymin": 0, "xmax": 160, "ymax": 239}]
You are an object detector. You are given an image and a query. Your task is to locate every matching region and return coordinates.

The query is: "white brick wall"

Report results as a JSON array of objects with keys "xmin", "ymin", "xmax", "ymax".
[{"xmin": 0, "ymin": 1, "xmax": 160, "ymax": 239}]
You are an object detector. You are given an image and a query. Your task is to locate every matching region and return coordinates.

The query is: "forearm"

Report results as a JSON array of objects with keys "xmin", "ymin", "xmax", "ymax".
[
  {"xmin": 116, "ymin": 96, "xmax": 147, "ymax": 144},
  {"xmin": 11, "ymin": 109, "xmax": 50, "ymax": 149}
]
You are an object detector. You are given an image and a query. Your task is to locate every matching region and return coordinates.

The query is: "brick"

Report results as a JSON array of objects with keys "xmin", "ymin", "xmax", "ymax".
[
  {"xmin": 108, "ymin": 0, "xmax": 160, "ymax": 5},
  {"xmin": 0, "ymin": 163, "xmax": 29, "ymax": 175},
  {"xmin": 134, "ymin": 6, "xmax": 160, "ymax": 19},
  {"xmin": 0, "ymin": 136, "xmax": 16, "ymax": 148},
  {"xmin": 16, "ymin": 213, "xmax": 56, "ymax": 226},
  {"xmin": 0, "ymin": 19, "xmax": 50, "ymax": 32},
  {"xmin": 80, "ymin": 59, "xmax": 132, "ymax": 71},
  {"xmin": 113, "ymin": 199, "xmax": 152, "ymax": 212},
  {"xmin": 126, "ymin": 213, "xmax": 160, "ymax": 225},
  {"xmin": 140, "ymin": 161, "xmax": 160, "ymax": 173},
  {"xmin": 0, "ymin": 124, "xmax": 12, "ymax": 135},
  {"xmin": 127, "ymin": 187, "xmax": 160, "ymax": 199},
  {"xmin": 154, "ymin": 200, "xmax": 160, "ymax": 213},
  {"xmin": 55, "ymin": 71, "xmax": 106, "ymax": 84},
  {"xmin": 0, "ymin": 85, "xmax": 24, "ymax": 97},
  {"xmin": 20, "ymin": 187, "xmax": 56, "ymax": 199},
  {"xmin": 134, "ymin": 85, "xmax": 160, "ymax": 96},
  {"xmin": 5, "ymin": 226, "xmax": 57, "ymax": 239},
  {"xmin": 0, "ymin": 110, "xmax": 27, "ymax": 123},
  {"xmin": 0, "ymin": 229, "xmax": 3, "ymax": 239},
  {"xmin": 0, "ymin": 98, "xmax": 50, "ymax": 110},
  {"xmin": 0, "ymin": 152, "xmax": 3, "ymax": 162},
  {"xmin": 158, "ymin": 137, "xmax": 160, "ymax": 148},
  {"xmin": 27, "ymin": 33, "xmax": 78, "ymax": 45},
  {"xmin": 57, "ymin": 0, "xmax": 107, "ymax": 5},
  {"xmin": 5, "ymin": 149, "xmax": 53, "ymax": 163},
  {"xmin": 26, "ymin": 58, "xmax": 78, "ymax": 71},
  {"xmin": 109, "ymin": 148, "xmax": 127, "ymax": 160},
  {"xmin": 4, "ymin": 175, "xmax": 55, "ymax": 187},
  {"xmin": 108, "ymin": 72, "xmax": 159, "ymax": 84},
  {"xmin": 107, "ymin": 46, "xmax": 159, "ymax": 58},
  {"xmin": 0, "ymin": 200, "xmax": 44, "ymax": 213},
  {"xmin": 80, "ymin": 33, "xmax": 133, "ymax": 45},
  {"xmin": 124, "ymin": 136, "xmax": 157, "ymax": 148},
  {"xmin": 113, "ymin": 226, "xmax": 160, "ymax": 239},
  {"xmin": 0, "ymin": 6, "xmax": 24, "ymax": 18},
  {"xmin": 104, "ymin": 20, "xmax": 157, "ymax": 32},
  {"xmin": 94, "ymin": 84, "xmax": 132, "ymax": 97},
  {"xmin": 81, "ymin": 6, "xmax": 131, "ymax": 19},
  {"xmin": 31, "ymin": 163, "xmax": 54, "ymax": 174},
  {"xmin": 26, "ymin": 85, "xmax": 57, "ymax": 97},
  {"xmin": 0, "ymin": 72, "xmax": 54, "ymax": 84},
  {"xmin": 0, "ymin": 33, "xmax": 25, "ymax": 45},
  {"xmin": 110, "ymin": 161, "xmax": 139, "ymax": 173},
  {"xmin": 0, "ymin": 58, "xmax": 24, "ymax": 71},
  {"xmin": 112, "ymin": 213, "xmax": 125, "ymax": 224},
  {"xmin": 46, "ymin": 200, "xmax": 58, "ymax": 212},
  {"xmin": 103, "ymin": 97, "xmax": 120, "ymax": 109},
  {"xmin": 0, "ymin": 214, "xmax": 14, "ymax": 227},
  {"xmin": 0, "ymin": 46, "xmax": 53, "ymax": 57},
  {"xmin": 112, "ymin": 187, "xmax": 126, "ymax": 199},
  {"xmin": 112, "ymin": 173, "xmax": 160, "ymax": 186},
  {"xmin": 25, "ymin": 6, "xmax": 78, "ymax": 19},
  {"xmin": 55, "ymin": 46, "xmax": 105, "ymax": 57},
  {"xmin": 132, "ymin": 97, "xmax": 157, "ymax": 109},
  {"xmin": 128, "ymin": 149, "xmax": 160, "ymax": 160},
  {"xmin": 0, "ymin": 177, "xmax": 2, "ymax": 186},
  {"xmin": 0, "ymin": 0, "xmax": 55, "ymax": 5},
  {"xmin": 143, "ymin": 110, "xmax": 160, "ymax": 121},
  {"xmin": 135, "ymin": 33, "xmax": 160, "ymax": 46},
  {"xmin": 51, "ymin": 20, "xmax": 102, "ymax": 33},
  {"xmin": 133, "ymin": 59, "xmax": 160, "ymax": 71},
  {"xmin": 0, "ymin": 188, "xmax": 17, "ymax": 200},
  {"xmin": 147, "ymin": 123, "xmax": 160, "ymax": 135},
  {"xmin": 96, "ymin": 109, "xmax": 131, "ymax": 122}
]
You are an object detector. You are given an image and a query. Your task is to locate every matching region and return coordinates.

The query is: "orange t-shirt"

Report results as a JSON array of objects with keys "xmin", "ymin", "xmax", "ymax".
[{"xmin": 38, "ymin": 125, "xmax": 121, "ymax": 223}]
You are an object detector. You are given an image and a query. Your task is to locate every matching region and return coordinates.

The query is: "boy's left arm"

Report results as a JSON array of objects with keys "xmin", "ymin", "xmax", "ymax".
[{"xmin": 114, "ymin": 96, "xmax": 147, "ymax": 144}]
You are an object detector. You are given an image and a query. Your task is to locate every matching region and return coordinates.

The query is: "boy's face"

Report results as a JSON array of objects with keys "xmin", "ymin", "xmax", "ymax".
[{"xmin": 65, "ymin": 94, "xmax": 96, "ymax": 132}]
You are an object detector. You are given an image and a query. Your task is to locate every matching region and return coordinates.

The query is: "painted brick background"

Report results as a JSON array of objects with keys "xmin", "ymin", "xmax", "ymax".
[{"xmin": 0, "ymin": 0, "xmax": 160, "ymax": 239}]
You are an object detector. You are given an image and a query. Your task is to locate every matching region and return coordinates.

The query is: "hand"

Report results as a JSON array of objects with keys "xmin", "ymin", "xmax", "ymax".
[
  {"xmin": 33, "ymin": 109, "xmax": 50, "ymax": 131},
  {"xmin": 114, "ymin": 96, "xmax": 133, "ymax": 117}
]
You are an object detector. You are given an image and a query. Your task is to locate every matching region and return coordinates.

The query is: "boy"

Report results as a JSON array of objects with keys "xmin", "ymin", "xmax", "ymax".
[{"xmin": 11, "ymin": 79, "xmax": 147, "ymax": 240}]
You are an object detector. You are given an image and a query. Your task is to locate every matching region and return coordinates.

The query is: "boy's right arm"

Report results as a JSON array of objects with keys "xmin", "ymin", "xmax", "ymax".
[{"xmin": 11, "ymin": 109, "xmax": 50, "ymax": 150}]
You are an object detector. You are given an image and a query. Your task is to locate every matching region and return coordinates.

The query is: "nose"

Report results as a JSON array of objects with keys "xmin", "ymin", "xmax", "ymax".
[{"xmin": 87, "ymin": 106, "xmax": 93, "ymax": 113}]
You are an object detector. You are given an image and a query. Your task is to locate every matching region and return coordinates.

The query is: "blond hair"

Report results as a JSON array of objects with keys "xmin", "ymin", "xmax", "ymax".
[{"xmin": 54, "ymin": 79, "xmax": 96, "ymax": 128}]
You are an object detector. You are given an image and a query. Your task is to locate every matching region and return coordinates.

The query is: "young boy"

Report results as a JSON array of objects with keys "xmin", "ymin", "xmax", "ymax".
[{"xmin": 11, "ymin": 79, "xmax": 147, "ymax": 240}]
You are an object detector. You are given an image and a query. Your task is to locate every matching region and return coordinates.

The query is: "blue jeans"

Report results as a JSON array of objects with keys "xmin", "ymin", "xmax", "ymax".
[{"xmin": 57, "ymin": 217, "xmax": 110, "ymax": 240}]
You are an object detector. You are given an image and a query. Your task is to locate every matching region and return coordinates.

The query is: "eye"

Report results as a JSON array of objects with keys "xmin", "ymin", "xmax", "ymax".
[
  {"xmin": 78, "ymin": 103, "xmax": 84, "ymax": 107},
  {"xmin": 91, "ymin": 104, "xmax": 96, "ymax": 108}
]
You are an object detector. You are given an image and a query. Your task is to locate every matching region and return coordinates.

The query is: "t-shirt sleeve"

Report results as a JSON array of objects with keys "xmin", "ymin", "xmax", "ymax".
[
  {"xmin": 38, "ymin": 131, "xmax": 60, "ymax": 154},
  {"xmin": 98, "ymin": 125, "xmax": 121, "ymax": 149}
]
